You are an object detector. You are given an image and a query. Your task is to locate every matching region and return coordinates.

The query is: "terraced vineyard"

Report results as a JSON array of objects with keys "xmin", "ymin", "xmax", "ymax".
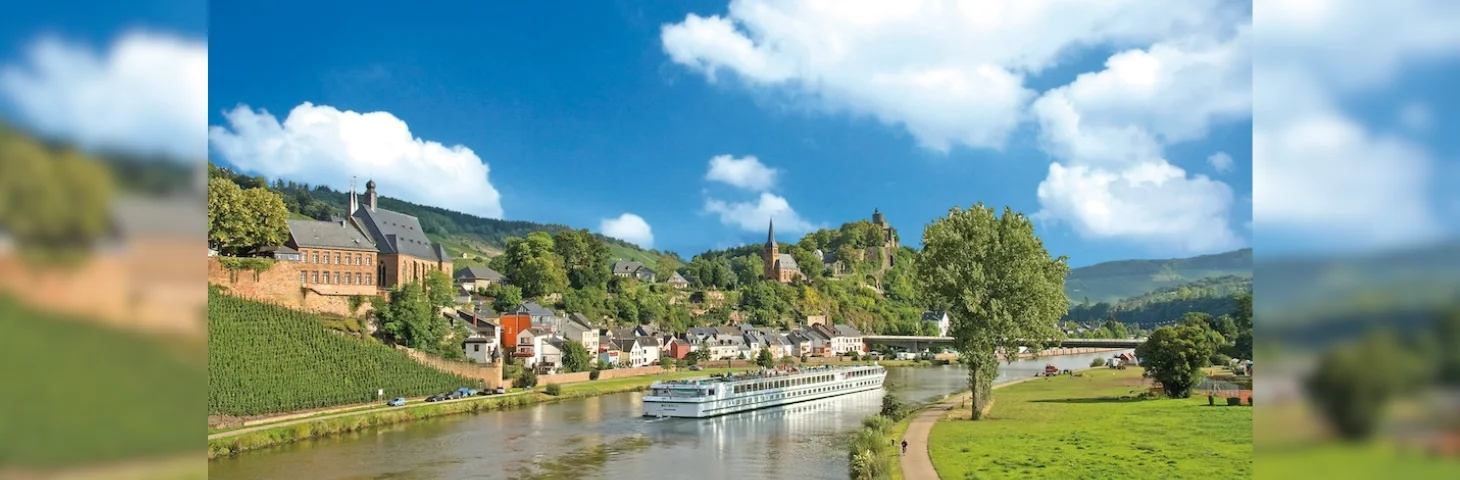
[{"xmin": 208, "ymin": 291, "xmax": 478, "ymax": 416}]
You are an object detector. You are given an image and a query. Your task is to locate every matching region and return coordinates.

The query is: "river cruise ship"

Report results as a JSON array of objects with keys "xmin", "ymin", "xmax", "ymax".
[{"xmin": 642, "ymin": 364, "xmax": 886, "ymax": 418}]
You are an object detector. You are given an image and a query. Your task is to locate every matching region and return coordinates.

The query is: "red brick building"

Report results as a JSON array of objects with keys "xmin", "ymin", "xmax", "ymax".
[{"xmin": 347, "ymin": 180, "xmax": 452, "ymax": 289}]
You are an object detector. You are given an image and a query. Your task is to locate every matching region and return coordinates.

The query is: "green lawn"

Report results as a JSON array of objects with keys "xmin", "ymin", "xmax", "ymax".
[
  {"xmin": 1257, "ymin": 443, "xmax": 1460, "ymax": 479},
  {"xmin": 928, "ymin": 368, "xmax": 1251, "ymax": 479}
]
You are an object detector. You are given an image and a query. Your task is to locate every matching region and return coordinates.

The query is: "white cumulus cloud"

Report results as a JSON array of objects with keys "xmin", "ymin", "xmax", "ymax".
[
  {"xmin": 208, "ymin": 102, "xmax": 504, "ymax": 219},
  {"xmin": 1207, "ymin": 152, "xmax": 1234, "ymax": 173},
  {"xmin": 1032, "ymin": 26, "xmax": 1251, "ymax": 253},
  {"xmin": 704, "ymin": 192, "xmax": 815, "ymax": 234},
  {"xmin": 661, "ymin": 0, "xmax": 1240, "ymax": 152},
  {"xmin": 600, "ymin": 213, "xmax": 655, "ymax": 249},
  {"xmin": 706, "ymin": 154, "xmax": 779, "ymax": 190},
  {"xmin": 0, "ymin": 31, "xmax": 207, "ymax": 160},
  {"xmin": 1252, "ymin": 0, "xmax": 1460, "ymax": 250}
]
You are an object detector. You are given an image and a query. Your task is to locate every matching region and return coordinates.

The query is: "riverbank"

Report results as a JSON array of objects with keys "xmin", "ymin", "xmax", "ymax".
[
  {"xmin": 208, "ymin": 367, "xmax": 736, "ymax": 459},
  {"xmin": 927, "ymin": 367, "xmax": 1251, "ymax": 479}
]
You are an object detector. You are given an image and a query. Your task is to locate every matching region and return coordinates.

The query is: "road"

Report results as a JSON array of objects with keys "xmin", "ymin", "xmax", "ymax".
[{"xmin": 208, "ymin": 390, "xmax": 530, "ymax": 440}]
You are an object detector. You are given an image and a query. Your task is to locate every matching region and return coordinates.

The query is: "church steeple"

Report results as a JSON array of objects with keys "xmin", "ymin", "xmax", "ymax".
[
  {"xmin": 766, "ymin": 218, "xmax": 775, "ymax": 245},
  {"xmin": 764, "ymin": 217, "xmax": 778, "ymax": 281}
]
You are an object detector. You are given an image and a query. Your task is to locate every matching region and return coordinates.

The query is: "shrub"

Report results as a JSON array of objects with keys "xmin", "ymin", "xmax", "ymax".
[
  {"xmin": 589, "ymin": 369, "xmax": 601, "ymax": 381},
  {"xmin": 1091, "ymin": 357, "xmax": 1108, "ymax": 368},
  {"xmin": 544, "ymin": 383, "xmax": 562, "ymax": 396},
  {"xmin": 879, "ymin": 393, "xmax": 908, "ymax": 421},
  {"xmin": 1211, "ymin": 353, "xmax": 1232, "ymax": 367},
  {"xmin": 515, "ymin": 369, "xmax": 538, "ymax": 389}
]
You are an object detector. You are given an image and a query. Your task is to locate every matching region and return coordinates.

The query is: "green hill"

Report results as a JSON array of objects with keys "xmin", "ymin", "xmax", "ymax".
[
  {"xmin": 1064, "ymin": 248, "xmax": 1252, "ymax": 303},
  {"xmin": 1064, "ymin": 275, "xmax": 1252, "ymax": 328},
  {"xmin": 208, "ymin": 290, "xmax": 478, "ymax": 416},
  {"xmin": 208, "ymin": 161, "xmax": 666, "ymax": 267}
]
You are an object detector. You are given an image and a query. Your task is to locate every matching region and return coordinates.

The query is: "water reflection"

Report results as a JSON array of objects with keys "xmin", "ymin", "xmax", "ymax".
[{"xmin": 209, "ymin": 350, "xmax": 1131, "ymax": 480}]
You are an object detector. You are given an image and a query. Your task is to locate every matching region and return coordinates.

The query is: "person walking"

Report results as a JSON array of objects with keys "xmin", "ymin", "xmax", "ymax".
[{"xmin": 901, "ymin": 439, "xmax": 908, "ymax": 455}]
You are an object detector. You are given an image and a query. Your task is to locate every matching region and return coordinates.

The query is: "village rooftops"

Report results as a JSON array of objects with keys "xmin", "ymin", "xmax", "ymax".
[
  {"xmin": 455, "ymin": 266, "xmax": 505, "ymax": 282},
  {"xmin": 351, "ymin": 204, "xmax": 444, "ymax": 261}
]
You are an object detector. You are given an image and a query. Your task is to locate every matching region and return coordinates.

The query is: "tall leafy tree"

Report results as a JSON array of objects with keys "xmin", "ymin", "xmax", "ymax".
[
  {"xmin": 207, "ymin": 177, "xmax": 288, "ymax": 255},
  {"xmin": 375, "ymin": 282, "xmax": 447, "ymax": 354},
  {"xmin": 561, "ymin": 341, "xmax": 593, "ymax": 373},
  {"xmin": 756, "ymin": 347, "xmax": 774, "ymax": 368},
  {"xmin": 1136, "ymin": 324, "xmax": 1217, "ymax": 398},
  {"xmin": 0, "ymin": 136, "xmax": 115, "ymax": 264},
  {"xmin": 424, "ymin": 270, "xmax": 455, "ymax": 309},
  {"xmin": 501, "ymin": 232, "xmax": 568, "ymax": 298},
  {"xmin": 490, "ymin": 284, "xmax": 523, "ymax": 313},
  {"xmin": 553, "ymin": 229, "xmax": 612, "ymax": 289},
  {"xmin": 653, "ymin": 253, "xmax": 681, "ymax": 285},
  {"xmin": 915, "ymin": 203, "xmax": 1069, "ymax": 419}
]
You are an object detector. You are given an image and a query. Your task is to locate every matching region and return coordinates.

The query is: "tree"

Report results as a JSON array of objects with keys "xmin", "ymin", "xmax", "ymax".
[
  {"xmin": 553, "ymin": 229, "xmax": 612, "ymax": 290},
  {"xmin": 501, "ymin": 232, "xmax": 569, "ymax": 298},
  {"xmin": 1136, "ymin": 324, "xmax": 1217, "ymax": 398},
  {"xmin": 424, "ymin": 270, "xmax": 455, "ymax": 309},
  {"xmin": 659, "ymin": 356, "xmax": 674, "ymax": 371},
  {"xmin": 1101, "ymin": 319, "xmax": 1128, "ymax": 339},
  {"xmin": 1305, "ymin": 332, "xmax": 1426, "ymax": 440},
  {"xmin": 0, "ymin": 135, "xmax": 116, "ymax": 264},
  {"xmin": 374, "ymin": 282, "xmax": 448, "ymax": 355},
  {"xmin": 1438, "ymin": 308, "xmax": 1460, "ymax": 386},
  {"xmin": 687, "ymin": 347, "xmax": 709, "ymax": 365},
  {"xmin": 561, "ymin": 341, "xmax": 593, "ymax": 373},
  {"xmin": 756, "ymin": 347, "xmax": 774, "ymax": 368},
  {"xmin": 653, "ymin": 253, "xmax": 681, "ymax": 285},
  {"xmin": 208, "ymin": 177, "xmax": 289, "ymax": 256},
  {"xmin": 490, "ymin": 284, "xmax": 523, "ymax": 313},
  {"xmin": 914, "ymin": 204, "xmax": 1069, "ymax": 420}
]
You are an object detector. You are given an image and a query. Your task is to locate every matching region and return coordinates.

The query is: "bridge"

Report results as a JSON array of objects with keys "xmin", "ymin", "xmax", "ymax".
[{"xmin": 862, "ymin": 336, "xmax": 1146, "ymax": 352}]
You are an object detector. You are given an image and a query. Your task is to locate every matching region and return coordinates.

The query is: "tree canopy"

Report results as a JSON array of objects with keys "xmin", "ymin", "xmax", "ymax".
[
  {"xmin": 1135, "ymin": 323, "xmax": 1217, "ymax": 398},
  {"xmin": 914, "ymin": 203, "xmax": 1069, "ymax": 419},
  {"xmin": 207, "ymin": 177, "xmax": 288, "ymax": 256}
]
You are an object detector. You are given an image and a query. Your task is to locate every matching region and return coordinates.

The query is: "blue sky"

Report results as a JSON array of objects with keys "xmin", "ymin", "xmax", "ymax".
[
  {"xmin": 5, "ymin": 1, "xmax": 1458, "ymax": 269},
  {"xmin": 201, "ymin": 0, "xmax": 1253, "ymax": 267}
]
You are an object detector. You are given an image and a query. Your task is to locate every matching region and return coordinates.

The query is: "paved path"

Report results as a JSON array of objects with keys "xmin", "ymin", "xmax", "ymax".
[
  {"xmin": 901, "ymin": 377, "xmax": 1039, "ymax": 480},
  {"xmin": 209, "ymin": 391, "xmax": 530, "ymax": 440}
]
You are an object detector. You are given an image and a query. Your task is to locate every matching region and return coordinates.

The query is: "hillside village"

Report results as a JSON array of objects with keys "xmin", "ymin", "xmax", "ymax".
[{"xmin": 206, "ymin": 166, "xmax": 946, "ymax": 380}]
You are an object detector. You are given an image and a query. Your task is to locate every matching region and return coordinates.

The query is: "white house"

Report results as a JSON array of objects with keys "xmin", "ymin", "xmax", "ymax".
[
  {"xmin": 922, "ymin": 311, "xmax": 951, "ymax": 337},
  {"xmin": 627, "ymin": 336, "xmax": 661, "ymax": 367},
  {"xmin": 462, "ymin": 333, "xmax": 499, "ymax": 364},
  {"xmin": 832, "ymin": 324, "xmax": 865, "ymax": 355},
  {"xmin": 561, "ymin": 313, "xmax": 599, "ymax": 356},
  {"xmin": 515, "ymin": 327, "xmax": 553, "ymax": 369},
  {"xmin": 539, "ymin": 338, "xmax": 565, "ymax": 374}
]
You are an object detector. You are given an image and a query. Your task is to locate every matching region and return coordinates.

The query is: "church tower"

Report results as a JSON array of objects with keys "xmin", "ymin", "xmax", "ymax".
[
  {"xmin": 365, "ymin": 179, "xmax": 378, "ymax": 211},
  {"xmin": 764, "ymin": 218, "xmax": 778, "ymax": 280}
]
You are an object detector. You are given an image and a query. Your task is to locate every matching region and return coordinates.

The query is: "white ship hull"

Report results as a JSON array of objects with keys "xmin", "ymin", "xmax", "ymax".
[{"xmin": 642, "ymin": 365, "xmax": 887, "ymax": 418}]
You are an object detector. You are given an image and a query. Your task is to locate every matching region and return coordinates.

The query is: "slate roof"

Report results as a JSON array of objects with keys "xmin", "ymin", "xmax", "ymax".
[
  {"xmin": 455, "ymin": 266, "xmax": 505, "ymax": 282},
  {"xmin": 286, "ymin": 219, "xmax": 377, "ymax": 251},
  {"xmin": 521, "ymin": 301, "xmax": 556, "ymax": 318},
  {"xmin": 834, "ymin": 324, "xmax": 863, "ymax": 337},
  {"xmin": 922, "ymin": 311, "xmax": 948, "ymax": 322},
  {"xmin": 351, "ymin": 204, "xmax": 443, "ymax": 260},
  {"xmin": 668, "ymin": 272, "xmax": 689, "ymax": 284},
  {"xmin": 777, "ymin": 253, "xmax": 798, "ymax": 270},
  {"xmin": 567, "ymin": 313, "xmax": 593, "ymax": 329},
  {"xmin": 612, "ymin": 260, "xmax": 647, "ymax": 275}
]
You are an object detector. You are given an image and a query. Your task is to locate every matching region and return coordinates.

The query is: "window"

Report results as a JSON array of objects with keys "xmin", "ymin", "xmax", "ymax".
[
  {"xmin": 356, "ymin": 273, "xmax": 362, "ymax": 285},
  {"xmin": 355, "ymin": 253, "xmax": 362, "ymax": 265},
  {"xmin": 473, "ymin": 344, "xmax": 480, "ymax": 352},
  {"xmin": 300, "ymin": 271, "xmax": 307, "ymax": 284},
  {"xmin": 344, "ymin": 254, "xmax": 351, "ymax": 266},
  {"xmin": 335, "ymin": 253, "xmax": 341, "ymax": 264},
  {"xmin": 312, "ymin": 271, "xmax": 319, "ymax": 283},
  {"xmin": 366, "ymin": 273, "xmax": 372, "ymax": 285},
  {"xmin": 345, "ymin": 274, "xmax": 352, "ymax": 285},
  {"xmin": 312, "ymin": 252, "xmax": 319, "ymax": 264},
  {"xmin": 366, "ymin": 254, "xmax": 372, "ymax": 265},
  {"xmin": 334, "ymin": 272, "xmax": 341, "ymax": 284}
]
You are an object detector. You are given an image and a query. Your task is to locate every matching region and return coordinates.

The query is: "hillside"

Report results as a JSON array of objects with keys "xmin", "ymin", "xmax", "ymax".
[
  {"xmin": 208, "ymin": 290, "xmax": 478, "ymax": 416},
  {"xmin": 1063, "ymin": 275, "xmax": 1252, "ymax": 328},
  {"xmin": 208, "ymin": 161, "xmax": 665, "ymax": 268},
  {"xmin": 1064, "ymin": 248, "xmax": 1252, "ymax": 303}
]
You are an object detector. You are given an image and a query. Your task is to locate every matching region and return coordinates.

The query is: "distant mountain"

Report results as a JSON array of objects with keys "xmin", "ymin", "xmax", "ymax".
[
  {"xmin": 1064, "ymin": 248, "xmax": 1252, "ymax": 304},
  {"xmin": 1064, "ymin": 275, "xmax": 1252, "ymax": 328}
]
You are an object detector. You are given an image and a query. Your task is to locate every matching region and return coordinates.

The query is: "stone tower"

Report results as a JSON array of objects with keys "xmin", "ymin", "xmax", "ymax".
[
  {"xmin": 365, "ymin": 179, "xmax": 378, "ymax": 211},
  {"xmin": 764, "ymin": 218, "xmax": 778, "ymax": 280}
]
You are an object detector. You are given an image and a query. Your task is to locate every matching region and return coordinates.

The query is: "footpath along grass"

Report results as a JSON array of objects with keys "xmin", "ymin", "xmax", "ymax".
[
  {"xmin": 208, "ymin": 367, "xmax": 737, "ymax": 459},
  {"xmin": 928, "ymin": 368, "xmax": 1251, "ymax": 479}
]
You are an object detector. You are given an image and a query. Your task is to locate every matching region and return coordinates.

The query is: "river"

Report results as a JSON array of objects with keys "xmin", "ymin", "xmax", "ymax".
[{"xmin": 209, "ymin": 349, "xmax": 1131, "ymax": 480}]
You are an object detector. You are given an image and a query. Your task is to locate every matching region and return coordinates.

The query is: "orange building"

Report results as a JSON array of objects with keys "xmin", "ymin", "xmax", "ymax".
[{"xmin": 498, "ymin": 309, "xmax": 533, "ymax": 350}]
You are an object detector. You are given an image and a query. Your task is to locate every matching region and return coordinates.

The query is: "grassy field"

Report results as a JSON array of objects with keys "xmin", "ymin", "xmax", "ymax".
[
  {"xmin": 0, "ymin": 294, "xmax": 203, "ymax": 469},
  {"xmin": 928, "ymin": 368, "xmax": 1251, "ymax": 479},
  {"xmin": 1258, "ymin": 443, "xmax": 1460, "ymax": 479}
]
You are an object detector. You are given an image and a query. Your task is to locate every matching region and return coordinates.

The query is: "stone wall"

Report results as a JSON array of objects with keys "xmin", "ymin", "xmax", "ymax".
[
  {"xmin": 538, "ymin": 365, "xmax": 665, "ymax": 385},
  {"xmin": 0, "ymin": 245, "xmax": 205, "ymax": 338},
  {"xmin": 207, "ymin": 257, "xmax": 376, "ymax": 318},
  {"xmin": 396, "ymin": 346, "xmax": 505, "ymax": 390}
]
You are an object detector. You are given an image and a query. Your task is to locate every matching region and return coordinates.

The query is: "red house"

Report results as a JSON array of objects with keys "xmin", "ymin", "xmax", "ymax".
[
  {"xmin": 499, "ymin": 311, "xmax": 532, "ymax": 350},
  {"xmin": 666, "ymin": 338, "xmax": 693, "ymax": 359}
]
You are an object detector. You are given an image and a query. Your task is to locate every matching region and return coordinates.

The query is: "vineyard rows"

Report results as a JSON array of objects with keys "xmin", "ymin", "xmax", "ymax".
[{"xmin": 209, "ymin": 292, "xmax": 479, "ymax": 416}]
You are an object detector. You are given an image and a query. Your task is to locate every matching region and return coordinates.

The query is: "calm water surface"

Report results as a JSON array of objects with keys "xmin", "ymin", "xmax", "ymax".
[{"xmin": 210, "ymin": 350, "xmax": 1131, "ymax": 480}]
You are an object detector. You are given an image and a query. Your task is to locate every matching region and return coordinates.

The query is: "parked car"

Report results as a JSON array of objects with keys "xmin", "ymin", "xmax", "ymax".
[
  {"xmin": 688, "ymin": 365, "xmax": 703, "ymax": 371},
  {"xmin": 495, "ymin": 386, "xmax": 506, "ymax": 394},
  {"xmin": 387, "ymin": 397, "xmax": 405, "ymax": 407},
  {"xmin": 425, "ymin": 393, "xmax": 447, "ymax": 402}
]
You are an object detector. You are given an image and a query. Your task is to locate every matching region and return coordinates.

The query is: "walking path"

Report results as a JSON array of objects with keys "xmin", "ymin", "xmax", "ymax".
[
  {"xmin": 900, "ymin": 377, "xmax": 1040, "ymax": 480},
  {"xmin": 209, "ymin": 391, "xmax": 530, "ymax": 440}
]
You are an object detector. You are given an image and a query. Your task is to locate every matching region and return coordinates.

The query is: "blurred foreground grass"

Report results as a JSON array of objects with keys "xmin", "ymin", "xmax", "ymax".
[{"xmin": 0, "ymin": 293, "xmax": 204, "ymax": 475}]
